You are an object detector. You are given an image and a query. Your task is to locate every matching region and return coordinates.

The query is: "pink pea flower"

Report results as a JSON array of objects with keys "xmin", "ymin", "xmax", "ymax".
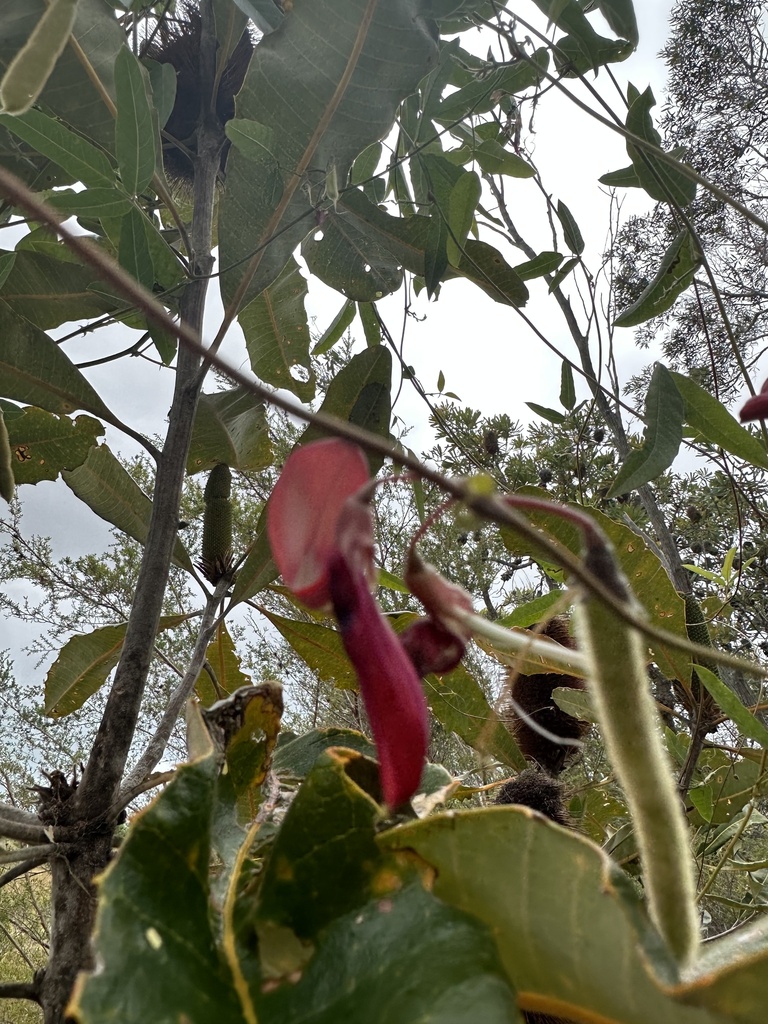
[
  {"xmin": 267, "ymin": 438, "xmax": 428, "ymax": 809},
  {"xmin": 267, "ymin": 439, "xmax": 371, "ymax": 610},
  {"xmin": 740, "ymin": 378, "xmax": 768, "ymax": 422}
]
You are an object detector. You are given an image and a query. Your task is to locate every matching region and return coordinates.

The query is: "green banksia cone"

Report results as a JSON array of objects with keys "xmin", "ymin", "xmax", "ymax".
[
  {"xmin": 684, "ymin": 592, "xmax": 713, "ymax": 651},
  {"xmin": 200, "ymin": 463, "xmax": 233, "ymax": 583},
  {"xmin": 0, "ymin": 408, "xmax": 15, "ymax": 504}
]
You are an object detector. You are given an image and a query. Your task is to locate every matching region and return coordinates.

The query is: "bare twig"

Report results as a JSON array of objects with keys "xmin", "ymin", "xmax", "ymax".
[
  {"xmin": 0, "ymin": 818, "xmax": 46, "ymax": 845},
  {"xmin": 0, "ymin": 857, "xmax": 48, "ymax": 890},
  {"xmin": 0, "ymin": 845, "xmax": 61, "ymax": 866},
  {"xmin": 119, "ymin": 575, "xmax": 232, "ymax": 799}
]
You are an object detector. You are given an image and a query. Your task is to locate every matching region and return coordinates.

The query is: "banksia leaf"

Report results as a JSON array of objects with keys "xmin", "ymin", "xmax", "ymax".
[
  {"xmin": 0, "ymin": 408, "xmax": 14, "ymax": 504},
  {"xmin": 199, "ymin": 463, "xmax": 233, "ymax": 583}
]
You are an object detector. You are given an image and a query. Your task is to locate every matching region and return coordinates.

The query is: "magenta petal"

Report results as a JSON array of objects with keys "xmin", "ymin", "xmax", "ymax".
[
  {"xmin": 329, "ymin": 553, "xmax": 429, "ymax": 809},
  {"xmin": 267, "ymin": 439, "xmax": 371, "ymax": 608},
  {"xmin": 740, "ymin": 387, "xmax": 768, "ymax": 423},
  {"xmin": 400, "ymin": 618, "xmax": 465, "ymax": 676}
]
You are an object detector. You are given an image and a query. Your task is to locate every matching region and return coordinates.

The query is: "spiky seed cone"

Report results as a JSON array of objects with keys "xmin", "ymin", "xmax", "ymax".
[{"xmin": 142, "ymin": 3, "xmax": 253, "ymax": 182}]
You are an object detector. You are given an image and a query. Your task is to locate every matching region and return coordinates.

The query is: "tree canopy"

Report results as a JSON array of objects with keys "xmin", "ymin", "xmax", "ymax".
[{"xmin": 2, "ymin": 1, "xmax": 768, "ymax": 1022}]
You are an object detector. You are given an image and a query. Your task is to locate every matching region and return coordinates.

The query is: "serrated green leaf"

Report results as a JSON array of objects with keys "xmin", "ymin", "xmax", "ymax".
[
  {"xmin": 0, "ymin": 403, "xmax": 103, "ymax": 484},
  {"xmin": 668, "ymin": 369, "xmax": 768, "ymax": 471},
  {"xmin": 114, "ymin": 47, "xmax": 156, "ymax": 196},
  {"xmin": 0, "ymin": 108, "xmax": 113, "ymax": 187},
  {"xmin": 607, "ymin": 362, "xmax": 684, "ymax": 496},
  {"xmin": 614, "ymin": 230, "xmax": 701, "ymax": 328},
  {"xmin": 45, "ymin": 614, "xmax": 190, "ymax": 716},
  {"xmin": 238, "ymin": 258, "xmax": 315, "ymax": 402},
  {"xmin": 186, "ymin": 386, "xmax": 271, "ymax": 475},
  {"xmin": 560, "ymin": 360, "xmax": 576, "ymax": 410},
  {"xmin": 63, "ymin": 444, "xmax": 193, "ymax": 571}
]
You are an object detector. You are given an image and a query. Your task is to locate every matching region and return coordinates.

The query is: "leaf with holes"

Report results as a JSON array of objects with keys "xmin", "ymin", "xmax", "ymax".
[
  {"xmin": 186, "ymin": 387, "xmax": 272, "ymax": 475},
  {"xmin": 0, "ymin": 403, "xmax": 103, "ymax": 485}
]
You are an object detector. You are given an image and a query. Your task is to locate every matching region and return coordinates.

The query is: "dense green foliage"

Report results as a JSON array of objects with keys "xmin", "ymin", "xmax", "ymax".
[{"xmin": 2, "ymin": 0, "xmax": 768, "ymax": 1021}]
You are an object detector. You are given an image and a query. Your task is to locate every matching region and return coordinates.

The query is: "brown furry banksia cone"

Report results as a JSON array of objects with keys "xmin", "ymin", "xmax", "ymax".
[
  {"xmin": 142, "ymin": 3, "xmax": 254, "ymax": 182},
  {"xmin": 502, "ymin": 617, "xmax": 589, "ymax": 775},
  {"xmin": 495, "ymin": 767, "xmax": 570, "ymax": 827}
]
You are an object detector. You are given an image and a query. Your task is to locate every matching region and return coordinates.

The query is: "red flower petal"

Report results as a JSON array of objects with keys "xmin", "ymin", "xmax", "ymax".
[
  {"xmin": 405, "ymin": 549, "xmax": 473, "ymax": 641},
  {"xmin": 329, "ymin": 551, "xmax": 428, "ymax": 809},
  {"xmin": 740, "ymin": 383, "xmax": 768, "ymax": 423},
  {"xmin": 267, "ymin": 439, "xmax": 371, "ymax": 608},
  {"xmin": 400, "ymin": 618, "xmax": 465, "ymax": 676}
]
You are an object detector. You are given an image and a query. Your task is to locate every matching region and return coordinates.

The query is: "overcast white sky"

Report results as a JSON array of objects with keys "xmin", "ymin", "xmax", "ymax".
[{"xmin": 1, "ymin": 2, "xmax": 679, "ymax": 670}]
